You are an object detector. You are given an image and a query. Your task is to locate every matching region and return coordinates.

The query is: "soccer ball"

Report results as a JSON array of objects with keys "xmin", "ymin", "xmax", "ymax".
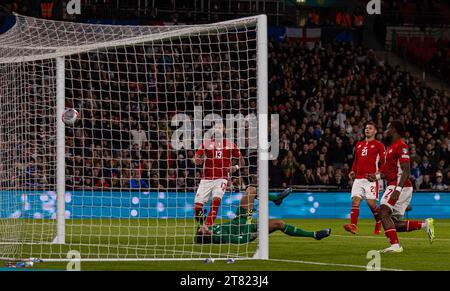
[{"xmin": 62, "ymin": 108, "xmax": 80, "ymax": 126}]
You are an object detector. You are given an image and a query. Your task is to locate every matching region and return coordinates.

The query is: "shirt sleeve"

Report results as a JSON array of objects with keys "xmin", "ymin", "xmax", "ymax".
[{"xmin": 398, "ymin": 144, "xmax": 410, "ymax": 164}]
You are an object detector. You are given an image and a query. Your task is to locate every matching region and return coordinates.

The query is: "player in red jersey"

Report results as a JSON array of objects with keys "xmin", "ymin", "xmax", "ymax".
[
  {"xmin": 193, "ymin": 123, "xmax": 244, "ymax": 227},
  {"xmin": 344, "ymin": 122, "xmax": 385, "ymax": 235},
  {"xmin": 367, "ymin": 121, "xmax": 435, "ymax": 253}
]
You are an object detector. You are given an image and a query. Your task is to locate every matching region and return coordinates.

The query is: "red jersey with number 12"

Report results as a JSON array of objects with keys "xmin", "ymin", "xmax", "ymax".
[
  {"xmin": 381, "ymin": 139, "xmax": 412, "ymax": 187},
  {"xmin": 351, "ymin": 139, "xmax": 385, "ymax": 179},
  {"xmin": 196, "ymin": 139, "xmax": 241, "ymax": 180}
]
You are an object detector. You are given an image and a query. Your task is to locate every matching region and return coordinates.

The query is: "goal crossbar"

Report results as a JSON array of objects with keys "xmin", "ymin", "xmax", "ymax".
[{"xmin": 0, "ymin": 13, "xmax": 260, "ymax": 64}]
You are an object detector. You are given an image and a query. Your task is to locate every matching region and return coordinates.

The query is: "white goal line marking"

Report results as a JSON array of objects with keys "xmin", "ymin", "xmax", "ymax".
[
  {"xmin": 269, "ymin": 258, "xmax": 408, "ymax": 271},
  {"xmin": 332, "ymin": 234, "xmax": 450, "ymax": 242}
]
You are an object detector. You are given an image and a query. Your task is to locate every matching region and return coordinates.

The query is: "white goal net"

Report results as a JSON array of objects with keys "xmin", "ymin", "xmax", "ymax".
[{"xmin": 0, "ymin": 14, "xmax": 268, "ymax": 261}]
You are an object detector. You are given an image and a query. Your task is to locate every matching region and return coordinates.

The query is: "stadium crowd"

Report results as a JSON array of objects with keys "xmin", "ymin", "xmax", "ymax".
[
  {"xmin": 19, "ymin": 37, "xmax": 450, "ymax": 192},
  {"xmin": 429, "ymin": 39, "xmax": 450, "ymax": 85},
  {"xmin": 58, "ymin": 32, "xmax": 259, "ymax": 192},
  {"xmin": 267, "ymin": 40, "xmax": 449, "ymax": 191},
  {"xmin": 2, "ymin": 1, "xmax": 448, "ymax": 192}
]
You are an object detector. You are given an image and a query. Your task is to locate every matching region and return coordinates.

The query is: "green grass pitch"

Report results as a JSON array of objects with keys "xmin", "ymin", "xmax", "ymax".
[{"xmin": 11, "ymin": 218, "xmax": 448, "ymax": 271}]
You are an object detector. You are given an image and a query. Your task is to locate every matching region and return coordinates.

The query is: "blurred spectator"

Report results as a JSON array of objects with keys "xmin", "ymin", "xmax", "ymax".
[
  {"xmin": 445, "ymin": 171, "xmax": 450, "ymax": 186},
  {"xmin": 129, "ymin": 170, "xmax": 149, "ymax": 189},
  {"xmin": 269, "ymin": 159, "xmax": 285, "ymax": 188},
  {"xmin": 293, "ymin": 164, "xmax": 307, "ymax": 185},
  {"xmin": 432, "ymin": 172, "xmax": 448, "ymax": 190},
  {"xmin": 281, "ymin": 151, "xmax": 299, "ymax": 182},
  {"xmin": 95, "ymin": 177, "xmax": 110, "ymax": 188},
  {"xmin": 110, "ymin": 174, "xmax": 122, "ymax": 189},
  {"xmin": 304, "ymin": 169, "xmax": 317, "ymax": 185},
  {"xmin": 130, "ymin": 123, "xmax": 148, "ymax": 150},
  {"xmin": 40, "ymin": 0, "xmax": 53, "ymax": 19},
  {"xmin": 331, "ymin": 171, "xmax": 349, "ymax": 189},
  {"xmin": 352, "ymin": 8, "xmax": 364, "ymax": 29},
  {"xmin": 420, "ymin": 175, "xmax": 433, "ymax": 190},
  {"xmin": 419, "ymin": 156, "xmax": 434, "ymax": 176},
  {"xmin": 149, "ymin": 173, "xmax": 164, "ymax": 190},
  {"xmin": 72, "ymin": 169, "xmax": 83, "ymax": 188},
  {"xmin": 411, "ymin": 160, "xmax": 423, "ymax": 188},
  {"xmin": 308, "ymin": 10, "xmax": 320, "ymax": 26},
  {"xmin": 336, "ymin": 9, "xmax": 351, "ymax": 29},
  {"xmin": 429, "ymin": 47, "xmax": 450, "ymax": 84},
  {"xmin": 84, "ymin": 177, "xmax": 93, "ymax": 188}
]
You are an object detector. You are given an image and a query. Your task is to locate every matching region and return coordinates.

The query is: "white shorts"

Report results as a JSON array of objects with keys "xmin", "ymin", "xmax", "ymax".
[
  {"xmin": 194, "ymin": 179, "xmax": 228, "ymax": 205},
  {"xmin": 380, "ymin": 186, "xmax": 413, "ymax": 217},
  {"xmin": 351, "ymin": 179, "xmax": 379, "ymax": 200}
]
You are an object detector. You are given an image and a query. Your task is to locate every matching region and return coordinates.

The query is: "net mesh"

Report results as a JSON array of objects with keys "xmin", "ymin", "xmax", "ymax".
[{"xmin": 0, "ymin": 14, "xmax": 262, "ymax": 260}]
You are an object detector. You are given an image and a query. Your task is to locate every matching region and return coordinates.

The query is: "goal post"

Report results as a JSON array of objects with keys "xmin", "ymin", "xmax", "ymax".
[
  {"xmin": 256, "ymin": 14, "xmax": 269, "ymax": 260},
  {"xmin": 0, "ymin": 13, "xmax": 269, "ymax": 261},
  {"xmin": 54, "ymin": 56, "xmax": 66, "ymax": 245}
]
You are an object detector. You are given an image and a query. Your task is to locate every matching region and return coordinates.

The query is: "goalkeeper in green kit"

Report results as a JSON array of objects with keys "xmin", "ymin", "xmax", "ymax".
[{"xmin": 195, "ymin": 186, "xmax": 331, "ymax": 244}]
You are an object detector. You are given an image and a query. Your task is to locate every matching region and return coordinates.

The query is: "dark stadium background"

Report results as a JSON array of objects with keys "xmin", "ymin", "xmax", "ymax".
[{"xmin": 1, "ymin": 0, "xmax": 447, "ymax": 193}]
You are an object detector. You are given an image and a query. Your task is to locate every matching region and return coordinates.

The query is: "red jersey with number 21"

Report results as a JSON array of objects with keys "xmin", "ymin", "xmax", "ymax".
[
  {"xmin": 352, "ymin": 139, "xmax": 385, "ymax": 179},
  {"xmin": 196, "ymin": 139, "xmax": 241, "ymax": 180},
  {"xmin": 381, "ymin": 139, "xmax": 412, "ymax": 187}
]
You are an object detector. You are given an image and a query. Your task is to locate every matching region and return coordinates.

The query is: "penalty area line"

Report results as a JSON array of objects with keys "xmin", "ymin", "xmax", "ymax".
[{"xmin": 269, "ymin": 258, "xmax": 408, "ymax": 271}]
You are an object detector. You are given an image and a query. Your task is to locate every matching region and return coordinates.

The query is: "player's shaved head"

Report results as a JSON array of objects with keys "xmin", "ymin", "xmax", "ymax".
[
  {"xmin": 384, "ymin": 120, "xmax": 405, "ymax": 145},
  {"xmin": 388, "ymin": 120, "xmax": 405, "ymax": 137}
]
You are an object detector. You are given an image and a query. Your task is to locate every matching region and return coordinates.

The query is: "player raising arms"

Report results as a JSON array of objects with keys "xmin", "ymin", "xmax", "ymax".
[
  {"xmin": 195, "ymin": 186, "xmax": 331, "ymax": 244},
  {"xmin": 367, "ymin": 121, "xmax": 435, "ymax": 253},
  {"xmin": 344, "ymin": 121, "xmax": 385, "ymax": 235},
  {"xmin": 193, "ymin": 123, "xmax": 244, "ymax": 227}
]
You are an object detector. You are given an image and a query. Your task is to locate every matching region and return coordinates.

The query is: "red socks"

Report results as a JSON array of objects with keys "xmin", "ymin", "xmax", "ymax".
[
  {"xmin": 406, "ymin": 220, "xmax": 423, "ymax": 232},
  {"xmin": 383, "ymin": 220, "xmax": 423, "ymax": 246},
  {"xmin": 350, "ymin": 206, "xmax": 360, "ymax": 225},
  {"xmin": 205, "ymin": 198, "xmax": 221, "ymax": 226},
  {"xmin": 350, "ymin": 204, "xmax": 381, "ymax": 229},
  {"xmin": 384, "ymin": 228, "xmax": 399, "ymax": 245}
]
